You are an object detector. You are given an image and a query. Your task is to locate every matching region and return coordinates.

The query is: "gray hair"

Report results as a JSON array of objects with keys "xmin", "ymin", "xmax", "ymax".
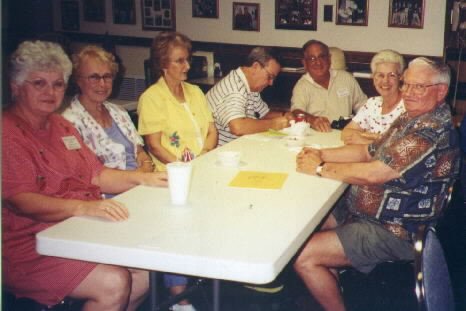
[
  {"xmin": 10, "ymin": 40, "xmax": 72, "ymax": 84},
  {"xmin": 302, "ymin": 40, "xmax": 329, "ymax": 56},
  {"xmin": 245, "ymin": 47, "xmax": 280, "ymax": 67},
  {"xmin": 408, "ymin": 57, "xmax": 451, "ymax": 87},
  {"xmin": 370, "ymin": 49, "xmax": 405, "ymax": 74}
]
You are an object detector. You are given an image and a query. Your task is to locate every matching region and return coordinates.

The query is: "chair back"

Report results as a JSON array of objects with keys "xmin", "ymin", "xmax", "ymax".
[
  {"xmin": 329, "ymin": 47, "xmax": 347, "ymax": 71},
  {"xmin": 418, "ymin": 227, "xmax": 455, "ymax": 311}
]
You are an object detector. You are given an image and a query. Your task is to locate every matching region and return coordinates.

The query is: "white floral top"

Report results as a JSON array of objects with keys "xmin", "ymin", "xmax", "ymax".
[
  {"xmin": 352, "ymin": 96, "xmax": 405, "ymax": 134},
  {"xmin": 62, "ymin": 96, "xmax": 143, "ymax": 170}
]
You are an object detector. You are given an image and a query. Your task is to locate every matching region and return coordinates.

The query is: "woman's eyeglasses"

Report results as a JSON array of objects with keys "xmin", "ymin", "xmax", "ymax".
[
  {"xmin": 25, "ymin": 79, "xmax": 66, "ymax": 92},
  {"xmin": 82, "ymin": 73, "xmax": 114, "ymax": 84},
  {"xmin": 171, "ymin": 58, "xmax": 191, "ymax": 65}
]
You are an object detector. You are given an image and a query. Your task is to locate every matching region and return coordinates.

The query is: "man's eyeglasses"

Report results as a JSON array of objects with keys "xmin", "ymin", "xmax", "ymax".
[
  {"xmin": 82, "ymin": 73, "xmax": 114, "ymax": 84},
  {"xmin": 304, "ymin": 54, "xmax": 329, "ymax": 64},
  {"xmin": 25, "ymin": 79, "xmax": 66, "ymax": 92},
  {"xmin": 261, "ymin": 66, "xmax": 276, "ymax": 81},
  {"xmin": 400, "ymin": 81, "xmax": 440, "ymax": 96},
  {"xmin": 373, "ymin": 72, "xmax": 399, "ymax": 81}
]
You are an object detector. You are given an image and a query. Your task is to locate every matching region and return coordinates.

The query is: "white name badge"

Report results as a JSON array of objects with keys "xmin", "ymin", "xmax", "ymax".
[
  {"xmin": 62, "ymin": 136, "xmax": 81, "ymax": 150},
  {"xmin": 337, "ymin": 88, "xmax": 350, "ymax": 98}
]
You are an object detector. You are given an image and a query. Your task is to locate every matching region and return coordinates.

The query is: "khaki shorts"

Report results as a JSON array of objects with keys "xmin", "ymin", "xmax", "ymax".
[{"xmin": 334, "ymin": 217, "xmax": 414, "ymax": 274}]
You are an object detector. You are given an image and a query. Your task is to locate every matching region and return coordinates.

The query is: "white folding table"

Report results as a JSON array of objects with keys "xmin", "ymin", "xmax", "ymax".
[{"xmin": 37, "ymin": 130, "xmax": 348, "ymax": 311}]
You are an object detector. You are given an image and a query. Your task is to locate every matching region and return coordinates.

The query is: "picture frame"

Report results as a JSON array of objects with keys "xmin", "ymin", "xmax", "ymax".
[
  {"xmin": 336, "ymin": 0, "xmax": 368, "ymax": 26},
  {"xmin": 141, "ymin": 0, "xmax": 175, "ymax": 31},
  {"xmin": 275, "ymin": 0, "xmax": 317, "ymax": 31},
  {"xmin": 192, "ymin": 0, "xmax": 219, "ymax": 18},
  {"xmin": 113, "ymin": 0, "xmax": 136, "ymax": 24},
  {"xmin": 388, "ymin": 0, "xmax": 424, "ymax": 29},
  {"xmin": 61, "ymin": 0, "xmax": 80, "ymax": 31},
  {"xmin": 83, "ymin": 0, "xmax": 106, "ymax": 22},
  {"xmin": 233, "ymin": 2, "xmax": 260, "ymax": 31}
]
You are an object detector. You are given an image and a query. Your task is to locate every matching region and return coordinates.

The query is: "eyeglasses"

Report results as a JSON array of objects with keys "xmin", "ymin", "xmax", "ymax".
[
  {"xmin": 304, "ymin": 54, "xmax": 329, "ymax": 64},
  {"xmin": 373, "ymin": 72, "xmax": 399, "ymax": 81},
  {"xmin": 24, "ymin": 79, "xmax": 66, "ymax": 92},
  {"xmin": 261, "ymin": 66, "xmax": 277, "ymax": 81},
  {"xmin": 81, "ymin": 73, "xmax": 114, "ymax": 84},
  {"xmin": 400, "ymin": 82, "xmax": 440, "ymax": 96},
  {"xmin": 171, "ymin": 57, "xmax": 191, "ymax": 65}
]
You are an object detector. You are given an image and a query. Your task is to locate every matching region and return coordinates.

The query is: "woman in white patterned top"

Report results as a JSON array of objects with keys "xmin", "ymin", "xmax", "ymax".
[
  {"xmin": 341, "ymin": 49, "xmax": 406, "ymax": 144},
  {"xmin": 62, "ymin": 45, "xmax": 154, "ymax": 173}
]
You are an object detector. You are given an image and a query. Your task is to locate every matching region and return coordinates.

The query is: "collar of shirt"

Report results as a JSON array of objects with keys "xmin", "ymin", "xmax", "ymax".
[
  {"xmin": 304, "ymin": 69, "xmax": 337, "ymax": 89},
  {"xmin": 236, "ymin": 67, "xmax": 251, "ymax": 93}
]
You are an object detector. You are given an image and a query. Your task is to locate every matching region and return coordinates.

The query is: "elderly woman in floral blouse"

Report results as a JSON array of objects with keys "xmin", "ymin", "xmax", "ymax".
[{"xmin": 62, "ymin": 45, "xmax": 154, "ymax": 180}]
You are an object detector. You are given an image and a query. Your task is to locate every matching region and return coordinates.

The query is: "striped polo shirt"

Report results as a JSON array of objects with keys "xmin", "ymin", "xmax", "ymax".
[{"xmin": 206, "ymin": 68, "xmax": 270, "ymax": 145}]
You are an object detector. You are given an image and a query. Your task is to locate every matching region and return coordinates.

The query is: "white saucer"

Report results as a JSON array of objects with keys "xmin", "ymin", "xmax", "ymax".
[{"xmin": 215, "ymin": 160, "xmax": 247, "ymax": 168}]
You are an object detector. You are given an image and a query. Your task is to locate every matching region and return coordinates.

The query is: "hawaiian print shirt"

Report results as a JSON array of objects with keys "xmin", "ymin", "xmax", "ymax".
[{"xmin": 346, "ymin": 103, "xmax": 460, "ymax": 240}]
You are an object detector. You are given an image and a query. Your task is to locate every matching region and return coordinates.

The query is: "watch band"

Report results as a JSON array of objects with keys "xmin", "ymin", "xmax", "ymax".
[{"xmin": 316, "ymin": 161, "xmax": 325, "ymax": 177}]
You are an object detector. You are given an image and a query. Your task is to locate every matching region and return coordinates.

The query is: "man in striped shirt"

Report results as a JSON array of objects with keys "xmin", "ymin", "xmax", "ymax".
[{"xmin": 206, "ymin": 47, "xmax": 293, "ymax": 146}]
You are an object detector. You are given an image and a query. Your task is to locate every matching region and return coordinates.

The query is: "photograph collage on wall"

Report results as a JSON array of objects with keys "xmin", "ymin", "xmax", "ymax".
[
  {"xmin": 233, "ymin": 2, "xmax": 260, "ymax": 31},
  {"xmin": 113, "ymin": 0, "xmax": 137, "ymax": 24},
  {"xmin": 83, "ymin": 0, "xmax": 106, "ymax": 22},
  {"xmin": 61, "ymin": 0, "xmax": 80, "ymax": 31},
  {"xmin": 336, "ymin": 0, "xmax": 369, "ymax": 26},
  {"xmin": 141, "ymin": 0, "xmax": 175, "ymax": 30},
  {"xmin": 389, "ymin": 0, "xmax": 424, "ymax": 28},
  {"xmin": 275, "ymin": 0, "xmax": 317, "ymax": 31},
  {"xmin": 193, "ymin": 0, "xmax": 219, "ymax": 18}
]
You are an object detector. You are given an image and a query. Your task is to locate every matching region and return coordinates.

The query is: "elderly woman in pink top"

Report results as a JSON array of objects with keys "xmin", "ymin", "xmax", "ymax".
[{"xmin": 2, "ymin": 40, "xmax": 167, "ymax": 311}]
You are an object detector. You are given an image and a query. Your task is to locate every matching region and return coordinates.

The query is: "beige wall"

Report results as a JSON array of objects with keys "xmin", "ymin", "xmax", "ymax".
[{"xmin": 53, "ymin": 0, "xmax": 447, "ymax": 77}]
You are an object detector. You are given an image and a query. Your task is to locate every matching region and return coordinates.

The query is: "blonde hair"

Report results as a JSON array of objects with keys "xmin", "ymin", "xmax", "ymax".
[
  {"xmin": 370, "ymin": 49, "xmax": 405, "ymax": 75},
  {"xmin": 72, "ymin": 45, "xmax": 119, "ymax": 77}
]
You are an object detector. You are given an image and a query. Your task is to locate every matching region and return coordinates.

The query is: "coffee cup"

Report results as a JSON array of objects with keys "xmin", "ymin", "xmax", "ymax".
[
  {"xmin": 166, "ymin": 162, "xmax": 192, "ymax": 206},
  {"xmin": 217, "ymin": 151, "xmax": 241, "ymax": 167}
]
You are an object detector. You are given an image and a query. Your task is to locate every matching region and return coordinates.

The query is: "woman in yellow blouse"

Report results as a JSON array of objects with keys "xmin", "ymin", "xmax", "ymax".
[{"xmin": 138, "ymin": 31, "xmax": 218, "ymax": 172}]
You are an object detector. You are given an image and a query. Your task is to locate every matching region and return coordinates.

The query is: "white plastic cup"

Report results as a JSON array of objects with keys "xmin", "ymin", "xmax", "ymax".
[
  {"xmin": 217, "ymin": 151, "xmax": 241, "ymax": 167},
  {"xmin": 166, "ymin": 162, "xmax": 193, "ymax": 206}
]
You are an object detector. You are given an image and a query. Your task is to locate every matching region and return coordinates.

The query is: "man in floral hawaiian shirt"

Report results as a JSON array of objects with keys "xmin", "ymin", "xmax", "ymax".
[{"xmin": 294, "ymin": 57, "xmax": 460, "ymax": 311}]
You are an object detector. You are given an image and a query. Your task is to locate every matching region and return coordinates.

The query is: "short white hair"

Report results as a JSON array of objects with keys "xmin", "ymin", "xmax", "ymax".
[
  {"xmin": 408, "ymin": 57, "xmax": 451, "ymax": 87},
  {"xmin": 10, "ymin": 40, "xmax": 72, "ymax": 84},
  {"xmin": 370, "ymin": 49, "xmax": 405, "ymax": 74}
]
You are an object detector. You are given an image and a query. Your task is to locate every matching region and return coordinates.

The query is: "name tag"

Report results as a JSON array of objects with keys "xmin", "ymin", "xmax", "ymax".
[
  {"xmin": 62, "ymin": 136, "xmax": 81, "ymax": 150},
  {"xmin": 337, "ymin": 88, "xmax": 350, "ymax": 98}
]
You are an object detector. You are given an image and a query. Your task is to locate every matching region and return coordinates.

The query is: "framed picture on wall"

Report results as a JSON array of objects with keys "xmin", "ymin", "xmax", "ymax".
[
  {"xmin": 61, "ymin": 0, "xmax": 80, "ymax": 31},
  {"xmin": 336, "ymin": 0, "xmax": 368, "ymax": 26},
  {"xmin": 113, "ymin": 0, "xmax": 136, "ymax": 24},
  {"xmin": 192, "ymin": 0, "xmax": 219, "ymax": 18},
  {"xmin": 141, "ymin": 0, "xmax": 175, "ymax": 31},
  {"xmin": 275, "ymin": 0, "xmax": 317, "ymax": 31},
  {"xmin": 388, "ymin": 0, "xmax": 424, "ymax": 29},
  {"xmin": 233, "ymin": 2, "xmax": 260, "ymax": 31},
  {"xmin": 83, "ymin": 0, "xmax": 106, "ymax": 22}
]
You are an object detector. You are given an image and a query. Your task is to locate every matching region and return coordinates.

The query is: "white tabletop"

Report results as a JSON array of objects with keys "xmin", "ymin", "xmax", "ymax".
[{"xmin": 37, "ymin": 130, "xmax": 347, "ymax": 284}]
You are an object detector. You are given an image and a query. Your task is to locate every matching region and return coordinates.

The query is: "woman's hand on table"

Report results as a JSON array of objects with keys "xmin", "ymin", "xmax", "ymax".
[
  {"xmin": 296, "ymin": 147, "xmax": 323, "ymax": 175},
  {"xmin": 82, "ymin": 199, "xmax": 130, "ymax": 221},
  {"xmin": 143, "ymin": 171, "xmax": 168, "ymax": 187}
]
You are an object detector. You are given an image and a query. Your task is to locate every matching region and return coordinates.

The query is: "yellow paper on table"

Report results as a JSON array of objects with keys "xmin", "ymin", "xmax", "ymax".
[
  {"xmin": 263, "ymin": 129, "xmax": 287, "ymax": 137},
  {"xmin": 229, "ymin": 171, "xmax": 288, "ymax": 189}
]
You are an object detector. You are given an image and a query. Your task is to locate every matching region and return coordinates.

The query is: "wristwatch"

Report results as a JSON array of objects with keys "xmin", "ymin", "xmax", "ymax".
[{"xmin": 315, "ymin": 161, "xmax": 325, "ymax": 177}]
